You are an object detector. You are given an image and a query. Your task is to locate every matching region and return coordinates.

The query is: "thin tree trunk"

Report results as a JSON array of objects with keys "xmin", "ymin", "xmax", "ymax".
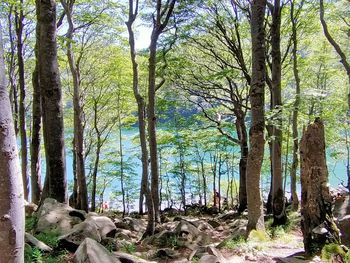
[
  {"xmin": 246, "ymin": 0, "xmax": 266, "ymax": 234},
  {"xmin": 91, "ymin": 102, "xmax": 101, "ymax": 212},
  {"xmin": 236, "ymin": 116, "xmax": 248, "ymax": 213},
  {"xmin": 30, "ymin": 0, "xmax": 43, "ymax": 204},
  {"xmin": 7, "ymin": 6, "xmax": 19, "ymax": 136},
  {"xmin": 290, "ymin": 0, "xmax": 301, "ymax": 211},
  {"xmin": 15, "ymin": 0, "xmax": 29, "ymax": 201},
  {"xmin": 0, "ymin": 22, "xmax": 25, "ymax": 262},
  {"xmin": 118, "ymin": 92, "xmax": 126, "ymax": 217},
  {"xmin": 61, "ymin": 0, "xmax": 88, "ymax": 212},
  {"xmin": 271, "ymin": 0, "xmax": 287, "ymax": 225},
  {"xmin": 39, "ymin": 0, "xmax": 67, "ymax": 203},
  {"xmin": 125, "ymin": 0, "xmax": 150, "ymax": 216},
  {"xmin": 300, "ymin": 119, "xmax": 340, "ymax": 256}
]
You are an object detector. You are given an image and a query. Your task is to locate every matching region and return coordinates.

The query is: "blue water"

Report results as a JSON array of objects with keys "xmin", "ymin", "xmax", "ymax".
[{"xmin": 35, "ymin": 128, "xmax": 348, "ymax": 208}]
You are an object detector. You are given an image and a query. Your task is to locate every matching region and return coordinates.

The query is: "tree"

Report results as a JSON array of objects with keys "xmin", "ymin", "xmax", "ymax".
[
  {"xmin": 38, "ymin": 0, "xmax": 67, "ymax": 203},
  {"xmin": 268, "ymin": 0, "xmax": 287, "ymax": 225},
  {"xmin": 144, "ymin": 0, "xmax": 176, "ymax": 237},
  {"xmin": 320, "ymin": 0, "xmax": 350, "ymax": 190},
  {"xmin": 289, "ymin": 0, "xmax": 303, "ymax": 211},
  {"xmin": 0, "ymin": 21, "xmax": 25, "ymax": 263},
  {"xmin": 60, "ymin": 0, "xmax": 88, "ymax": 212},
  {"xmin": 31, "ymin": 0, "xmax": 43, "ymax": 204},
  {"xmin": 300, "ymin": 119, "xmax": 340, "ymax": 256},
  {"xmin": 246, "ymin": 0, "xmax": 266, "ymax": 234},
  {"xmin": 15, "ymin": 0, "xmax": 29, "ymax": 201},
  {"xmin": 125, "ymin": 0, "xmax": 151, "ymax": 216}
]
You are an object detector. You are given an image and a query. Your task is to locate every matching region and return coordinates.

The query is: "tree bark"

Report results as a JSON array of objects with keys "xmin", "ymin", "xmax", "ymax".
[
  {"xmin": 144, "ymin": 0, "xmax": 176, "ymax": 237},
  {"xmin": 15, "ymin": 0, "xmax": 29, "ymax": 201},
  {"xmin": 270, "ymin": 0, "xmax": 287, "ymax": 225},
  {"xmin": 236, "ymin": 114, "xmax": 248, "ymax": 213},
  {"xmin": 125, "ymin": 0, "xmax": 150, "ymax": 216},
  {"xmin": 7, "ymin": 6, "xmax": 19, "ymax": 136},
  {"xmin": 30, "ymin": 1, "xmax": 43, "ymax": 204},
  {"xmin": 61, "ymin": 0, "xmax": 88, "ymax": 212},
  {"xmin": 246, "ymin": 0, "xmax": 266, "ymax": 234},
  {"xmin": 0, "ymin": 22, "xmax": 25, "ymax": 262},
  {"xmin": 290, "ymin": 0, "xmax": 301, "ymax": 211},
  {"xmin": 39, "ymin": 0, "xmax": 67, "ymax": 203},
  {"xmin": 300, "ymin": 119, "xmax": 341, "ymax": 256}
]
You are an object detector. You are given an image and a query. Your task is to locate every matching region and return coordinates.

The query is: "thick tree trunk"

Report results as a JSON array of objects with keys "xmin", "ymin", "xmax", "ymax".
[
  {"xmin": 300, "ymin": 119, "xmax": 341, "ymax": 256},
  {"xmin": 290, "ymin": 0, "xmax": 301, "ymax": 211},
  {"xmin": 15, "ymin": 0, "xmax": 29, "ymax": 201},
  {"xmin": 271, "ymin": 0, "xmax": 287, "ymax": 225},
  {"xmin": 38, "ymin": 0, "xmax": 67, "ymax": 203},
  {"xmin": 61, "ymin": 0, "xmax": 88, "ymax": 212},
  {"xmin": 246, "ymin": 0, "xmax": 266, "ymax": 234},
  {"xmin": 0, "ymin": 22, "xmax": 25, "ymax": 262}
]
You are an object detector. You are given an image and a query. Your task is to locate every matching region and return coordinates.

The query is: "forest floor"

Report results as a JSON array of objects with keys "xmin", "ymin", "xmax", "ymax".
[{"xmin": 27, "ymin": 206, "xmax": 341, "ymax": 263}]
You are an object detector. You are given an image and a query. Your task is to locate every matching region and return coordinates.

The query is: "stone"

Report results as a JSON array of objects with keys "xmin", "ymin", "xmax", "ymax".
[
  {"xmin": 25, "ymin": 201, "xmax": 38, "ymax": 217},
  {"xmin": 87, "ymin": 215, "xmax": 116, "ymax": 239},
  {"xmin": 73, "ymin": 238, "xmax": 121, "ymax": 263},
  {"xmin": 113, "ymin": 251, "xmax": 156, "ymax": 263},
  {"xmin": 207, "ymin": 219, "xmax": 221, "ymax": 228},
  {"xmin": 337, "ymin": 215, "xmax": 350, "ymax": 246},
  {"xmin": 58, "ymin": 220, "xmax": 101, "ymax": 252},
  {"xmin": 25, "ymin": 232, "xmax": 52, "ymax": 252},
  {"xmin": 36, "ymin": 198, "xmax": 86, "ymax": 235},
  {"xmin": 199, "ymin": 255, "xmax": 221, "ymax": 263}
]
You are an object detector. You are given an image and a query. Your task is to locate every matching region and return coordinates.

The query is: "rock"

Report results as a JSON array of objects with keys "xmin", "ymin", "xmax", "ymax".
[
  {"xmin": 115, "ymin": 217, "xmax": 146, "ymax": 233},
  {"xmin": 36, "ymin": 198, "xmax": 86, "ymax": 235},
  {"xmin": 25, "ymin": 202, "xmax": 38, "ymax": 217},
  {"xmin": 174, "ymin": 220, "xmax": 211, "ymax": 247},
  {"xmin": 206, "ymin": 246, "xmax": 225, "ymax": 262},
  {"xmin": 114, "ymin": 251, "xmax": 155, "ymax": 263},
  {"xmin": 59, "ymin": 220, "xmax": 101, "ymax": 252},
  {"xmin": 25, "ymin": 232, "xmax": 52, "ymax": 252},
  {"xmin": 337, "ymin": 215, "xmax": 350, "ymax": 246},
  {"xmin": 87, "ymin": 215, "xmax": 116, "ymax": 239},
  {"xmin": 155, "ymin": 248, "xmax": 180, "ymax": 259},
  {"xmin": 207, "ymin": 219, "xmax": 221, "ymax": 228},
  {"xmin": 74, "ymin": 238, "xmax": 121, "ymax": 263},
  {"xmin": 199, "ymin": 255, "xmax": 221, "ymax": 263},
  {"xmin": 217, "ymin": 211, "xmax": 238, "ymax": 221}
]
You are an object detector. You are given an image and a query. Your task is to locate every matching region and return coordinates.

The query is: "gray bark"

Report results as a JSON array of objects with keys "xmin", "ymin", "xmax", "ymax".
[
  {"xmin": 39, "ymin": 0, "xmax": 67, "ymax": 203},
  {"xmin": 300, "ymin": 119, "xmax": 341, "ymax": 256},
  {"xmin": 246, "ymin": 0, "xmax": 266, "ymax": 234},
  {"xmin": 0, "ymin": 21, "xmax": 25, "ymax": 263}
]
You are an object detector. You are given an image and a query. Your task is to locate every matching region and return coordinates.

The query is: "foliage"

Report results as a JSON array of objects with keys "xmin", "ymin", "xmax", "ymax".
[
  {"xmin": 321, "ymin": 243, "xmax": 350, "ymax": 262},
  {"xmin": 35, "ymin": 230, "xmax": 60, "ymax": 248},
  {"xmin": 25, "ymin": 216, "xmax": 37, "ymax": 232},
  {"xmin": 221, "ymin": 236, "xmax": 246, "ymax": 249},
  {"xmin": 121, "ymin": 242, "xmax": 137, "ymax": 253}
]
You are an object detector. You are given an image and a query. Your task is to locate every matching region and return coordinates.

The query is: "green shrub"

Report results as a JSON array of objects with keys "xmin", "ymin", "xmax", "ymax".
[
  {"xmin": 35, "ymin": 230, "xmax": 60, "ymax": 248},
  {"xmin": 321, "ymin": 243, "xmax": 348, "ymax": 262}
]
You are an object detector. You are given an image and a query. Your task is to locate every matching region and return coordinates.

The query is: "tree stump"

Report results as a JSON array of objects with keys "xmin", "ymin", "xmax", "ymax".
[{"xmin": 300, "ymin": 118, "xmax": 340, "ymax": 256}]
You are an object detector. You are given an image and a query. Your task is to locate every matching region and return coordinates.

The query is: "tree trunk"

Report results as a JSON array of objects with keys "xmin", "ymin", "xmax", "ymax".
[
  {"xmin": 91, "ymin": 102, "xmax": 101, "ymax": 212},
  {"xmin": 7, "ymin": 6, "xmax": 19, "ymax": 136},
  {"xmin": 118, "ymin": 93, "xmax": 126, "ymax": 217},
  {"xmin": 300, "ymin": 119, "xmax": 341, "ymax": 256},
  {"xmin": 15, "ymin": 0, "xmax": 29, "ymax": 201},
  {"xmin": 290, "ymin": 0, "xmax": 301, "ymax": 211},
  {"xmin": 30, "ymin": 10, "xmax": 43, "ymax": 204},
  {"xmin": 0, "ymin": 22, "xmax": 25, "ymax": 262},
  {"xmin": 61, "ymin": 0, "xmax": 88, "ymax": 212},
  {"xmin": 125, "ymin": 0, "xmax": 150, "ymax": 215},
  {"xmin": 271, "ymin": 0, "xmax": 287, "ymax": 225},
  {"xmin": 148, "ymin": 38, "xmax": 160, "ymax": 232},
  {"xmin": 39, "ymin": 0, "xmax": 67, "ymax": 203},
  {"xmin": 246, "ymin": 0, "xmax": 266, "ymax": 234},
  {"xmin": 236, "ymin": 115, "xmax": 248, "ymax": 213}
]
